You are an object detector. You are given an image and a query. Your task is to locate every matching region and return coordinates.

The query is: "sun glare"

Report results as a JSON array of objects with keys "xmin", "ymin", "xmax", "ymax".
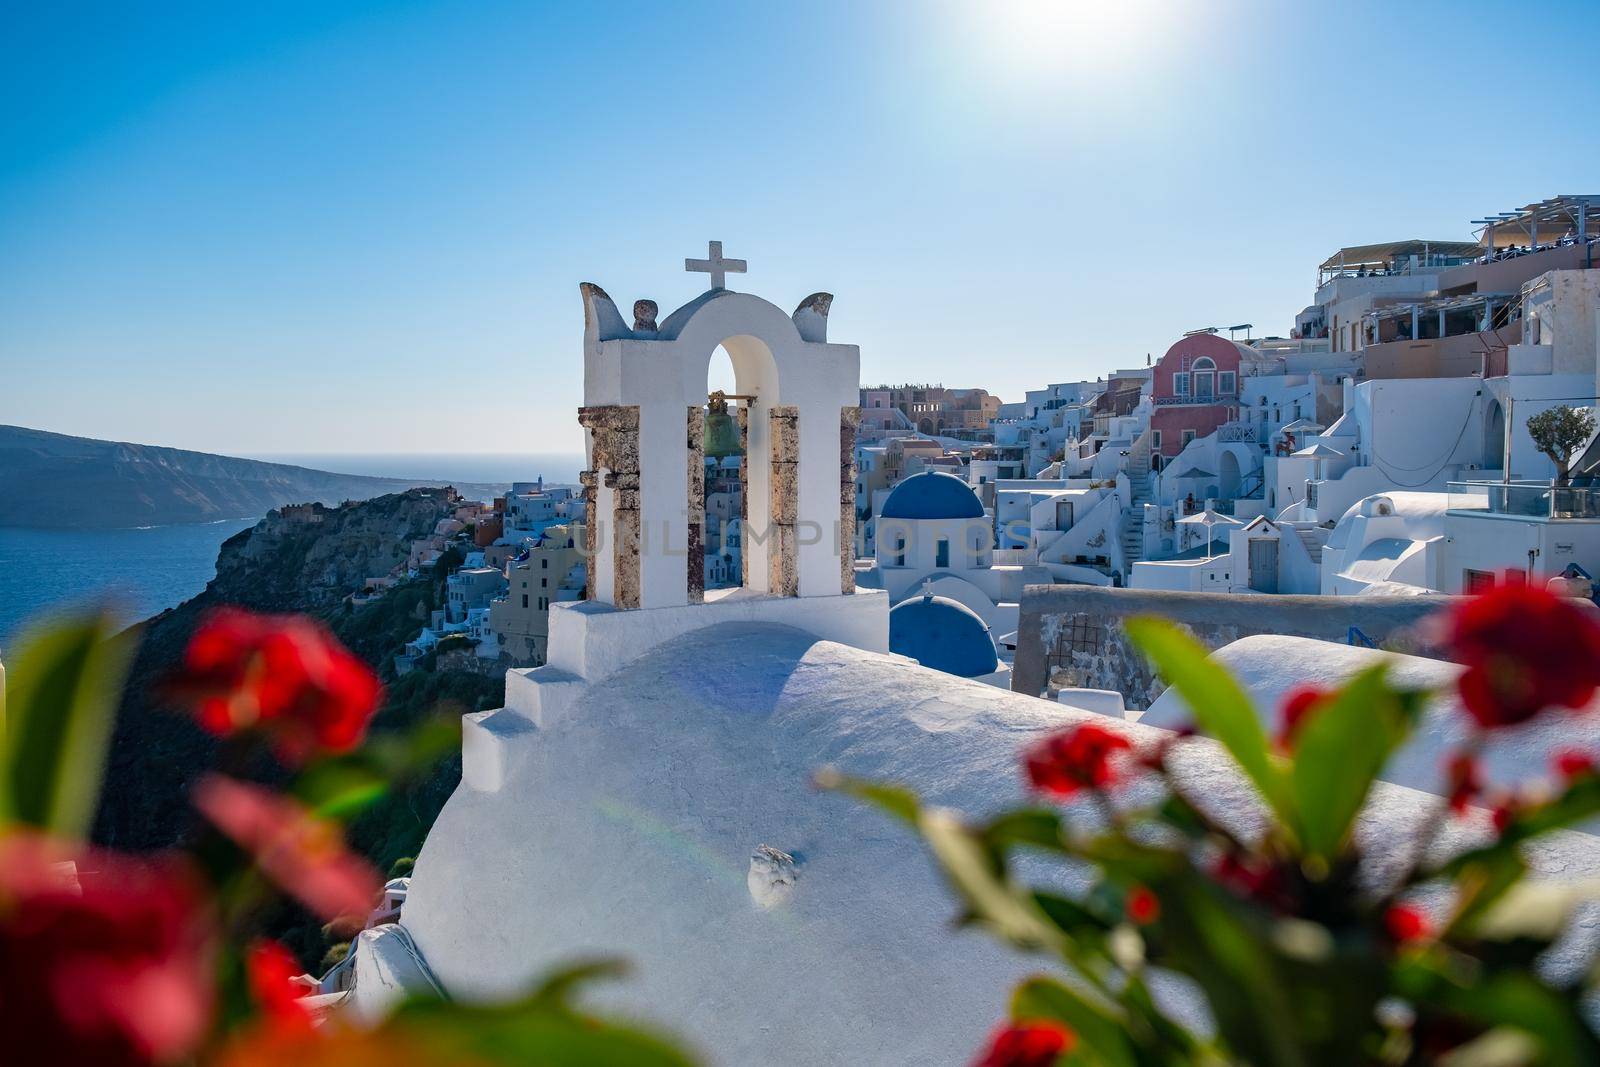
[{"xmin": 968, "ymin": 0, "xmax": 1182, "ymax": 89}]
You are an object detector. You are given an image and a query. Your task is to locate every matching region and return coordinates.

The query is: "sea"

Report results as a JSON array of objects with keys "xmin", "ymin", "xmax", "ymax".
[{"xmin": 0, "ymin": 452, "xmax": 584, "ymax": 649}]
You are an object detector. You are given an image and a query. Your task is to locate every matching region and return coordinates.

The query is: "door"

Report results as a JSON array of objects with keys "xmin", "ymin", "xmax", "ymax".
[{"xmin": 1248, "ymin": 538, "xmax": 1279, "ymax": 593}]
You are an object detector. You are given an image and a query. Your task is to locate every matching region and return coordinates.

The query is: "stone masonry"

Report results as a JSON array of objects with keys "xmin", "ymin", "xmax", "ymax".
[
  {"xmin": 577, "ymin": 405, "xmax": 642, "ymax": 610},
  {"xmin": 768, "ymin": 405, "xmax": 800, "ymax": 597},
  {"xmin": 839, "ymin": 407, "xmax": 859, "ymax": 594},
  {"xmin": 687, "ymin": 406, "xmax": 705, "ymax": 603}
]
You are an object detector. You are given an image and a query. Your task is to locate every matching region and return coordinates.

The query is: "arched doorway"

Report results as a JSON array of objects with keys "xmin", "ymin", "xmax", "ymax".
[
  {"xmin": 701, "ymin": 346, "xmax": 745, "ymax": 591},
  {"xmin": 699, "ymin": 334, "xmax": 780, "ymax": 597},
  {"xmin": 1486, "ymin": 400, "xmax": 1507, "ymax": 472},
  {"xmin": 1219, "ymin": 450, "xmax": 1241, "ymax": 499}
]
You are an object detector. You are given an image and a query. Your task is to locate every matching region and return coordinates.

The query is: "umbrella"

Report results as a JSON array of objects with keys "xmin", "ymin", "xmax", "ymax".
[
  {"xmin": 1176, "ymin": 508, "xmax": 1243, "ymax": 557},
  {"xmin": 1172, "ymin": 466, "xmax": 1217, "ymax": 480},
  {"xmin": 1292, "ymin": 442, "xmax": 1344, "ymax": 482},
  {"xmin": 1280, "ymin": 418, "xmax": 1324, "ymax": 434},
  {"xmin": 1291, "ymin": 443, "xmax": 1343, "ymax": 458}
]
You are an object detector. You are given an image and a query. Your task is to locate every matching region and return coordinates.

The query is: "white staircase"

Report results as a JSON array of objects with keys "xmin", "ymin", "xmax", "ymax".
[
  {"xmin": 1294, "ymin": 526, "xmax": 1325, "ymax": 564},
  {"xmin": 1119, "ymin": 432, "xmax": 1155, "ymax": 576}
]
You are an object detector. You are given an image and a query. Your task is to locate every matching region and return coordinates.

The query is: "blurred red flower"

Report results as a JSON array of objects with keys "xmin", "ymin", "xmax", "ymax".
[
  {"xmin": 1276, "ymin": 684, "xmax": 1331, "ymax": 750},
  {"xmin": 1447, "ymin": 583, "xmax": 1600, "ymax": 728},
  {"xmin": 246, "ymin": 939, "xmax": 312, "ymax": 1030},
  {"xmin": 1024, "ymin": 723, "xmax": 1133, "ymax": 798},
  {"xmin": 193, "ymin": 775, "xmax": 382, "ymax": 924},
  {"xmin": 971, "ymin": 1020, "xmax": 1075, "ymax": 1067},
  {"xmin": 1126, "ymin": 885, "xmax": 1161, "ymax": 925},
  {"xmin": 1554, "ymin": 748, "xmax": 1597, "ymax": 783},
  {"xmin": 0, "ymin": 832, "xmax": 214, "ymax": 1067},
  {"xmin": 1445, "ymin": 752, "xmax": 1483, "ymax": 814},
  {"xmin": 1384, "ymin": 904, "xmax": 1432, "ymax": 943},
  {"xmin": 172, "ymin": 608, "xmax": 382, "ymax": 762}
]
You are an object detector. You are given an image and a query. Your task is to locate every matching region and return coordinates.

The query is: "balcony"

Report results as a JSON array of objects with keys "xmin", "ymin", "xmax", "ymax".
[
  {"xmin": 1447, "ymin": 480, "xmax": 1600, "ymax": 520},
  {"xmin": 1153, "ymin": 392, "xmax": 1237, "ymax": 407}
]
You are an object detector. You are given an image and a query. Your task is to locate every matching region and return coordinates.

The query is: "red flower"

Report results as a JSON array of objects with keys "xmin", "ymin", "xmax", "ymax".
[
  {"xmin": 1276, "ymin": 684, "xmax": 1330, "ymax": 750},
  {"xmin": 1024, "ymin": 723, "xmax": 1134, "ymax": 798},
  {"xmin": 1447, "ymin": 583, "xmax": 1600, "ymax": 728},
  {"xmin": 1445, "ymin": 752, "xmax": 1483, "ymax": 814},
  {"xmin": 1554, "ymin": 748, "xmax": 1597, "ymax": 783},
  {"xmin": 0, "ymin": 832, "xmax": 214, "ymax": 1067},
  {"xmin": 193, "ymin": 775, "xmax": 382, "ymax": 924},
  {"xmin": 173, "ymin": 608, "xmax": 382, "ymax": 762},
  {"xmin": 1490, "ymin": 796, "xmax": 1518, "ymax": 835},
  {"xmin": 1126, "ymin": 885, "xmax": 1160, "ymax": 925},
  {"xmin": 972, "ymin": 1020, "xmax": 1076, "ymax": 1067},
  {"xmin": 1210, "ymin": 852, "xmax": 1293, "ymax": 911},
  {"xmin": 246, "ymin": 940, "xmax": 312, "ymax": 1030},
  {"xmin": 1384, "ymin": 904, "xmax": 1432, "ymax": 943}
]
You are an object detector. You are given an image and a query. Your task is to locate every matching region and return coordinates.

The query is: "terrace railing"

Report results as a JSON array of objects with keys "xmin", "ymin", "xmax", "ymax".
[{"xmin": 1447, "ymin": 480, "xmax": 1600, "ymax": 520}]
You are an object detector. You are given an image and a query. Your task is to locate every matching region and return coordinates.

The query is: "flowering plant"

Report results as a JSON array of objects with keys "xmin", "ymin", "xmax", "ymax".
[
  {"xmin": 831, "ymin": 582, "xmax": 1600, "ymax": 1065},
  {"xmin": 0, "ymin": 608, "xmax": 694, "ymax": 1065}
]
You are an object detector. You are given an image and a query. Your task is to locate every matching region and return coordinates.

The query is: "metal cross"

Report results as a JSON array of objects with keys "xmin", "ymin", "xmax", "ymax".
[{"xmin": 685, "ymin": 240, "xmax": 747, "ymax": 290}]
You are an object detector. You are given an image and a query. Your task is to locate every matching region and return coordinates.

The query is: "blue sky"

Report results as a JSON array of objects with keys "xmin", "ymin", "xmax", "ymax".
[{"xmin": 3, "ymin": 0, "xmax": 1596, "ymax": 455}]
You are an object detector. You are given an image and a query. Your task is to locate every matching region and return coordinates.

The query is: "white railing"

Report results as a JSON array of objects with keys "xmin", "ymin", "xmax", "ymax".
[{"xmin": 1217, "ymin": 421, "xmax": 1257, "ymax": 443}]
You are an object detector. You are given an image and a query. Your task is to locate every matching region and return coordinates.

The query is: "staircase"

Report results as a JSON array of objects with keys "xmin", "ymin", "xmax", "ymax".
[
  {"xmin": 1119, "ymin": 431, "xmax": 1156, "ymax": 575},
  {"xmin": 1294, "ymin": 525, "xmax": 1325, "ymax": 564}
]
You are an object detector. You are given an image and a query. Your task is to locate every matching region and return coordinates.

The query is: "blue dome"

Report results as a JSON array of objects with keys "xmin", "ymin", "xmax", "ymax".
[
  {"xmin": 880, "ymin": 471, "xmax": 984, "ymax": 520},
  {"xmin": 889, "ymin": 594, "xmax": 999, "ymax": 678}
]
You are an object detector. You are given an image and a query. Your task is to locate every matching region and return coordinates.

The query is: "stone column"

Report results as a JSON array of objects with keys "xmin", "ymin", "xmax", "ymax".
[
  {"xmin": 840, "ymin": 407, "xmax": 859, "ymax": 594},
  {"xmin": 687, "ymin": 406, "xmax": 705, "ymax": 604},
  {"xmin": 738, "ymin": 406, "xmax": 750, "ymax": 588},
  {"xmin": 577, "ymin": 405, "xmax": 641, "ymax": 610},
  {"xmin": 768, "ymin": 405, "xmax": 800, "ymax": 597}
]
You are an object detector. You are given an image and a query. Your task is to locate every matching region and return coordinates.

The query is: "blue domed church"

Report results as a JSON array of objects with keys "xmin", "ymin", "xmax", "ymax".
[{"xmin": 859, "ymin": 470, "xmax": 1049, "ymax": 683}]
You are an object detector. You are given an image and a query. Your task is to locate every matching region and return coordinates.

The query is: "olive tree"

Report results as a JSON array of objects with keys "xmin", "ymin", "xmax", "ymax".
[{"xmin": 1527, "ymin": 404, "xmax": 1596, "ymax": 485}]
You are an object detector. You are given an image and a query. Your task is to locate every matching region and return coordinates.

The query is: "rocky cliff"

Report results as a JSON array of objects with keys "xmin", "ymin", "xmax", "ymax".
[
  {"xmin": 94, "ymin": 487, "xmax": 500, "ymax": 852},
  {"xmin": 0, "ymin": 424, "xmax": 501, "ymax": 528}
]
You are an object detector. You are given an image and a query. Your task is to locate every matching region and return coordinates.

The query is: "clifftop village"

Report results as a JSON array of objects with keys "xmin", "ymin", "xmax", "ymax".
[{"xmin": 357, "ymin": 194, "xmax": 1600, "ymax": 693}]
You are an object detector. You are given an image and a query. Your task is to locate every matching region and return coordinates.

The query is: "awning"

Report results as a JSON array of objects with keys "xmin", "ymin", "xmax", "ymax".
[{"xmin": 1318, "ymin": 240, "xmax": 1482, "ymax": 272}]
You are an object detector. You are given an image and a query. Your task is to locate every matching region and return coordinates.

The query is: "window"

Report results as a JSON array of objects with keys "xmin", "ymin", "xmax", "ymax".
[
  {"xmin": 1464, "ymin": 569, "xmax": 1496, "ymax": 593},
  {"xmin": 542, "ymin": 558, "xmax": 548, "ymax": 569},
  {"xmin": 1151, "ymin": 430, "xmax": 1162, "ymax": 450},
  {"xmin": 1173, "ymin": 372, "xmax": 1190, "ymax": 397},
  {"xmin": 1181, "ymin": 430, "xmax": 1196, "ymax": 447},
  {"xmin": 1218, "ymin": 371, "xmax": 1236, "ymax": 395},
  {"xmin": 895, "ymin": 535, "xmax": 906, "ymax": 568},
  {"xmin": 521, "ymin": 594, "xmax": 529, "ymax": 609},
  {"xmin": 936, "ymin": 539, "xmax": 949, "ymax": 568}
]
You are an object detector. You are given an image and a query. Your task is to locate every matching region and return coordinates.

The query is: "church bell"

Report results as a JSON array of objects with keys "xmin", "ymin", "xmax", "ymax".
[{"xmin": 703, "ymin": 391, "xmax": 743, "ymax": 458}]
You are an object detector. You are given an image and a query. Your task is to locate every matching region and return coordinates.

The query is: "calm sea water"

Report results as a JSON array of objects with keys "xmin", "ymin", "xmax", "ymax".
[
  {"xmin": 0, "ymin": 453, "xmax": 584, "ymax": 650},
  {"xmin": 0, "ymin": 520, "xmax": 256, "ymax": 648},
  {"xmin": 247, "ymin": 452, "xmax": 585, "ymax": 486}
]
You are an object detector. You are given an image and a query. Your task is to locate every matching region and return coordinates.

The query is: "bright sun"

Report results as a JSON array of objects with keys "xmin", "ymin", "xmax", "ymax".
[{"xmin": 969, "ymin": 0, "xmax": 1181, "ymax": 87}]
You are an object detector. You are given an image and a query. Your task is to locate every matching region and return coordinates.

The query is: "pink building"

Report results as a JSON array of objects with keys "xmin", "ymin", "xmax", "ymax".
[{"xmin": 1148, "ymin": 333, "xmax": 1247, "ymax": 460}]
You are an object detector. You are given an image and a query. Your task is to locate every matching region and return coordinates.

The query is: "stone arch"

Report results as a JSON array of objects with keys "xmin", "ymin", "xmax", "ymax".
[
  {"xmin": 1219, "ymin": 449, "xmax": 1242, "ymax": 499},
  {"xmin": 1486, "ymin": 398, "xmax": 1507, "ymax": 471}
]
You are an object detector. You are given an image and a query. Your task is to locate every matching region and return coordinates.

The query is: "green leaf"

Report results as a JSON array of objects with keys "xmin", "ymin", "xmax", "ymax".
[
  {"xmin": 1465, "ymin": 875, "xmax": 1600, "ymax": 942},
  {"xmin": 1393, "ymin": 957, "xmax": 1600, "ymax": 1067},
  {"xmin": 1123, "ymin": 617, "xmax": 1295, "ymax": 836},
  {"xmin": 983, "ymin": 808, "xmax": 1068, "ymax": 854},
  {"xmin": 1289, "ymin": 667, "xmax": 1417, "ymax": 862},
  {"xmin": 392, "ymin": 958, "xmax": 698, "ymax": 1066},
  {"xmin": 0, "ymin": 611, "xmax": 136, "ymax": 837},
  {"xmin": 814, "ymin": 768, "xmax": 920, "ymax": 825},
  {"xmin": 1011, "ymin": 975, "xmax": 1141, "ymax": 1067},
  {"xmin": 920, "ymin": 807, "xmax": 1064, "ymax": 950}
]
